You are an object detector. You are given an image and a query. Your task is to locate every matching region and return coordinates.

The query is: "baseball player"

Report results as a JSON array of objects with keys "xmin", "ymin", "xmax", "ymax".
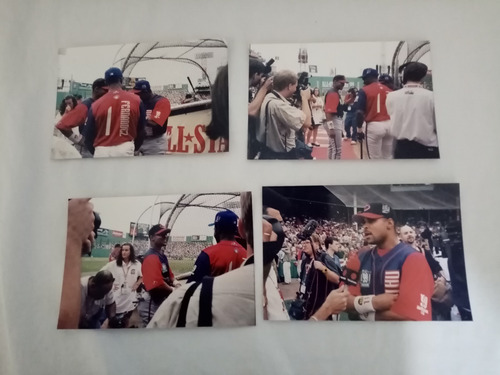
[
  {"xmin": 139, "ymin": 224, "xmax": 180, "ymax": 325},
  {"xmin": 56, "ymin": 78, "xmax": 108, "ymax": 157},
  {"xmin": 323, "ymin": 75, "xmax": 348, "ymax": 159},
  {"xmin": 355, "ymin": 68, "xmax": 393, "ymax": 159},
  {"xmin": 131, "ymin": 80, "xmax": 171, "ymax": 155},
  {"xmin": 187, "ymin": 210, "xmax": 247, "ymax": 283},
  {"xmin": 378, "ymin": 74, "xmax": 395, "ymax": 90},
  {"xmin": 84, "ymin": 67, "xmax": 146, "ymax": 157},
  {"xmin": 344, "ymin": 203, "xmax": 434, "ymax": 321}
]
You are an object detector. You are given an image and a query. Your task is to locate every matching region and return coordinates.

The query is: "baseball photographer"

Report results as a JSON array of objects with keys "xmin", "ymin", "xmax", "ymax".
[
  {"xmin": 248, "ymin": 58, "xmax": 274, "ymax": 159},
  {"xmin": 255, "ymin": 69, "xmax": 313, "ymax": 159}
]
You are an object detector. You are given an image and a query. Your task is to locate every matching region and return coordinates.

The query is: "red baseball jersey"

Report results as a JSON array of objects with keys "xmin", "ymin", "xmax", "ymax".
[
  {"xmin": 359, "ymin": 82, "xmax": 392, "ymax": 123},
  {"xmin": 186, "ymin": 240, "xmax": 248, "ymax": 283},
  {"xmin": 324, "ymin": 91, "xmax": 341, "ymax": 114},
  {"xmin": 85, "ymin": 90, "xmax": 145, "ymax": 147},
  {"xmin": 346, "ymin": 245, "xmax": 434, "ymax": 321},
  {"xmin": 56, "ymin": 101, "xmax": 90, "ymax": 131},
  {"xmin": 145, "ymin": 95, "xmax": 171, "ymax": 126}
]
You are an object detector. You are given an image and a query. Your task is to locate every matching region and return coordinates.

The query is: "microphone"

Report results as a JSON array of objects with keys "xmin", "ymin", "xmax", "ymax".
[{"xmin": 342, "ymin": 253, "xmax": 360, "ymax": 286}]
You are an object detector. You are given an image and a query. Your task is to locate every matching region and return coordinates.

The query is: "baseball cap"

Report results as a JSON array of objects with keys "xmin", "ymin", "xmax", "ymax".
[
  {"xmin": 333, "ymin": 75, "xmax": 348, "ymax": 83},
  {"xmin": 104, "ymin": 67, "xmax": 123, "ymax": 84},
  {"xmin": 132, "ymin": 80, "xmax": 151, "ymax": 93},
  {"xmin": 378, "ymin": 74, "xmax": 393, "ymax": 84},
  {"xmin": 359, "ymin": 68, "xmax": 379, "ymax": 79},
  {"xmin": 353, "ymin": 203, "xmax": 394, "ymax": 222},
  {"xmin": 208, "ymin": 210, "xmax": 238, "ymax": 231},
  {"xmin": 148, "ymin": 224, "xmax": 171, "ymax": 237}
]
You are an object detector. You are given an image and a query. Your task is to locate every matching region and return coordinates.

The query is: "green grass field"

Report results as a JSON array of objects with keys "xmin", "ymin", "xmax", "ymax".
[{"xmin": 81, "ymin": 257, "xmax": 194, "ymax": 277}]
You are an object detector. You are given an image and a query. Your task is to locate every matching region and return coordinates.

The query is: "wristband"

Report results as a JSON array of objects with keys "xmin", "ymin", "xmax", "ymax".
[
  {"xmin": 354, "ymin": 295, "xmax": 376, "ymax": 314},
  {"xmin": 359, "ymin": 312, "xmax": 375, "ymax": 321}
]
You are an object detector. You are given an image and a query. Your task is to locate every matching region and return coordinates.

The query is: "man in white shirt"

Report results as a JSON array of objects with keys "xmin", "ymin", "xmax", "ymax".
[{"xmin": 386, "ymin": 62, "xmax": 440, "ymax": 159}]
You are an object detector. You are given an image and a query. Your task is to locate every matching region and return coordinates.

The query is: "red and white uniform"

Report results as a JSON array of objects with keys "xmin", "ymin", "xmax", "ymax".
[
  {"xmin": 345, "ymin": 243, "xmax": 434, "ymax": 321},
  {"xmin": 357, "ymin": 82, "xmax": 393, "ymax": 159},
  {"xmin": 84, "ymin": 89, "xmax": 145, "ymax": 157}
]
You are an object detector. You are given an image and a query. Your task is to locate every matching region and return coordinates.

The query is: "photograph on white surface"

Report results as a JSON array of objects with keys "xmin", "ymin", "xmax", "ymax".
[
  {"xmin": 59, "ymin": 192, "xmax": 255, "ymax": 329},
  {"xmin": 51, "ymin": 39, "xmax": 228, "ymax": 159},
  {"xmin": 248, "ymin": 41, "xmax": 439, "ymax": 160},
  {"xmin": 262, "ymin": 184, "xmax": 472, "ymax": 321}
]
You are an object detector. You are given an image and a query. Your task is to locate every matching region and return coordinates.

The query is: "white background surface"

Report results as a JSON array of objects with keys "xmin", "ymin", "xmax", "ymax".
[{"xmin": 1, "ymin": 0, "xmax": 500, "ymax": 374}]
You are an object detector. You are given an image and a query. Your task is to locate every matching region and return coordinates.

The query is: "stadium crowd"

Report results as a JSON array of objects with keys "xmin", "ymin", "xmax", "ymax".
[{"xmin": 248, "ymin": 55, "xmax": 439, "ymax": 160}]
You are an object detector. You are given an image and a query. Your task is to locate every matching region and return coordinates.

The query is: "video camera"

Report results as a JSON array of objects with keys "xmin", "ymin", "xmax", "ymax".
[
  {"xmin": 291, "ymin": 71, "xmax": 311, "ymax": 107},
  {"xmin": 263, "ymin": 58, "xmax": 275, "ymax": 78}
]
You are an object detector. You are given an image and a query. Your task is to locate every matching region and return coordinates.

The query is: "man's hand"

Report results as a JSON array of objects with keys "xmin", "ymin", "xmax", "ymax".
[
  {"xmin": 372, "ymin": 293, "xmax": 398, "ymax": 311},
  {"xmin": 261, "ymin": 76, "xmax": 274, "ymax": 92},
  {"xmin": 313, "ymin": 260, "xmax": 325, "ymax": 270},
  {"xmin": 310, "ymin": 286, "xmax": 349, "ymax": 320},
  {"xmin": 67, "ymin": 199, "xmax": 94, "ymax": 245},
  {"xmin": 300, "ymin": 88, "xmax": 311, "ymax": 101}
]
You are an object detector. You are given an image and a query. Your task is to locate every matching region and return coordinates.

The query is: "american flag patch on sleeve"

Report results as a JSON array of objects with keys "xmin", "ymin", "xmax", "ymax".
[{"xmin": 384, "ymin": 270, "xmax": 400, "ymax": 293}]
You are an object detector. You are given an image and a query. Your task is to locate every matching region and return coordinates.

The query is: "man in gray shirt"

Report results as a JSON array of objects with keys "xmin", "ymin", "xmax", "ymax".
[{"xmin": 257, "ymin": 70, "xmax": 312, "ymax": 159}]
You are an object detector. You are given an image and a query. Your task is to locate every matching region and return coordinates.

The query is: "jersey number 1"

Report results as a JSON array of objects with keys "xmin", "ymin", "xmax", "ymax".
[{"xmin": 105, "ymin": 107, "xmax": 112, "ymax": 136}]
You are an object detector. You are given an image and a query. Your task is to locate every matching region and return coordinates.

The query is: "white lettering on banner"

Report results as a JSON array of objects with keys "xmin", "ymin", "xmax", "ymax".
[
  {"xmin": 416, "ymin": 294, "xmax": 429, "ymax": 315},
  {"xmin": 154, "ymin": 111, "xmax": 161, "ymax": 119},
  {"xmin": 167, "ymin": 107, "xmax": 227, "ymax": 154},
  {"xmin": 120, "ymin": 101, "xmax": 130, "ymax": 136}
]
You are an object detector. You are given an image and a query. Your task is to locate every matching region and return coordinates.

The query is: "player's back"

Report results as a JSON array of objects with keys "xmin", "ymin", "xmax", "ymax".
[
  {"xmin": 91, "ymin": 89, "xmax": 143, "ymax": 147},
  {"xmin": 204, "ymin": 240, "xmax": 248, "ymax": 277},
  {"xmin": 362, "ymin": 82, "xmax": 392, "ymax": 123}
]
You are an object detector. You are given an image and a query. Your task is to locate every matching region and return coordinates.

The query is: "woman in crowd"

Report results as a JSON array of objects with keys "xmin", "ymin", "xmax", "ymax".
[
  {"xmin": 101, "ymin": 243, "xmax": 143, "ymax": 327},
  {"xmin": 307, "ymin": 88, "xmax": 324, "ymax": 147}
]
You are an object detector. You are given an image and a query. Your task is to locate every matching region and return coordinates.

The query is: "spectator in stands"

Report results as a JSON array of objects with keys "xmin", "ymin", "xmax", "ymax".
[
  {"xmin": 79, "ymin": 270, "xmax": 117, "ymax": 329},
  {"xmin": 182, "ymin": 93, "xmax": 194, "ymax": 104},
  {"xmin": 187, "ymin": 210, "xmax": 247, "ymax": 283}
]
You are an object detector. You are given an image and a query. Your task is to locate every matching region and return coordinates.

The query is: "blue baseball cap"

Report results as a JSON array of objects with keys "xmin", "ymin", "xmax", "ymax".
[
  {"xmin": 132, "ymin": 80, "xmax": 151, "ymax": 93},
  {"xmin": 360, "ymin": 68, "xmax": 379, "ymax": 79},
  {"xmin": 208, "ymin": 210, "xmax": 238, "ymax": 230},
  {"xmin": 104, "ymin": 67, "xmax": 123, "ymax": 84},
  {"xmin": 378, "ymin": 74, "xmax": 394, "ymax": 84}
]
